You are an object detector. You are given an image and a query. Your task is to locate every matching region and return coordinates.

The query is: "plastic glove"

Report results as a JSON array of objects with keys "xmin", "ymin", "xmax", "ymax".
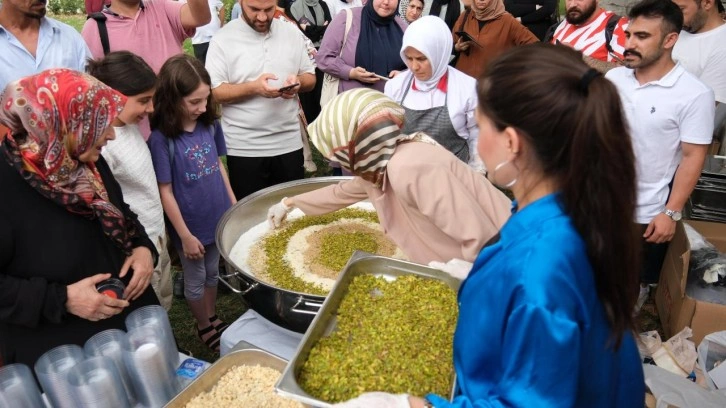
[
  {"xmin": 267, "ymin": 197, "xmax": 293, "ymax": 228},
  {"xmin": 428, "ymin": 258, "xmax": 473, "ymax": 280},
  {"xmin": 334, "ymin": 392, "xmax": 410, "ymax": 408}
]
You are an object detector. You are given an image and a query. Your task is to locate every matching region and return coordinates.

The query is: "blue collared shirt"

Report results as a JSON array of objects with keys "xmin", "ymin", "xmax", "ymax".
[
  {"xmin": 0, "ymin": 17, "xmax": 91, "ymax": 90},
  {"xmin": 427, "ymin": 194, "xmax": 644, "ymax": 408}
]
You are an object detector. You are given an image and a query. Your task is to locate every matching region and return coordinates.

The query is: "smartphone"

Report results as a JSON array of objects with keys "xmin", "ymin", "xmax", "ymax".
[
  {"xmin": 455, "ymin": 31, "xmax": 482, "ymax": 47},
  {"xmin": 372, "ymin": 73, "xmax": 390, "ymax": 81},
  {"xmin": 278, "ymin": 83, "xmax": 300, "ymax": 93}
]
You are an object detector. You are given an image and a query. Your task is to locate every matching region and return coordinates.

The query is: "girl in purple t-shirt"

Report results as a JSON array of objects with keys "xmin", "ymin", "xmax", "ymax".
[{"xmin": 148, "ymin": 54, "xmax": 236, "ymax": 352}]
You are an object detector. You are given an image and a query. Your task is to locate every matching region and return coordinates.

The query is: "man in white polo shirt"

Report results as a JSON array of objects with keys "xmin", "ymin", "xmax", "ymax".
[
  {"xmin": 671, "ymin": 0, "xmax": 726, "ymax": 105},
  {"xmin": 605, "ymin": 0, "xmax": 714, "ymax": 309},
  {"xmin": 206, "ymin": 0, "xmax": 316, "ymax": 200}
]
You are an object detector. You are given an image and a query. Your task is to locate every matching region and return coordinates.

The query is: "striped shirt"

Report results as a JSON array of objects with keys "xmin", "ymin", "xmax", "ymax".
[{"xmin": 552, "ymin": 9, "xmax": 627, "ymax": 63}]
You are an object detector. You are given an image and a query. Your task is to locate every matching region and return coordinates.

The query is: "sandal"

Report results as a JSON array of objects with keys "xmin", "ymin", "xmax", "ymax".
[
  {"xmin": 197, "ymin": 325, "xmax": 221, "ymax": 352},
  {"xmin": 209, "ymin": 314, "xmax": 230, "ymax": 334}
]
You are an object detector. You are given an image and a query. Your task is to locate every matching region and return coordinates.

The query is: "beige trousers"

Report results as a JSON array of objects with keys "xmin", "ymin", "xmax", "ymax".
[{"xmin": 151, "ymin": 231, "xmax": 173, "ymax": 310}]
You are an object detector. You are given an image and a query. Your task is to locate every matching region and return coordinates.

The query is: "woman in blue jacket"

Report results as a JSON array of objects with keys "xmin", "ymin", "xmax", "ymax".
[{"xmin": 337, "ymin": 43, "xmax": 645, "ymax": 408}]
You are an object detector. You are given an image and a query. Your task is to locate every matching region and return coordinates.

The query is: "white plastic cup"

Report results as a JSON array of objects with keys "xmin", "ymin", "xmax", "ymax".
[
  {"xmin": 121, "ymin": 326, "xmax": 177, "ymax": 407},
  {"xmin": 66, "ymin": 356, "xmax": 130, "ymax": 408},
  {"xmin": 0, "ymin": 364, "xmax": 44, "ymax": 408},
  {"xmin": 84, "ymin": 329, "xmax": 136, "ymax": 405},
  {"xmin": 124, "ymin": 305, "xmax": 177, "ymax": 365},
  {"xmin": 34, "ymin": 344, "xmax": 85, "ymax": 408}
]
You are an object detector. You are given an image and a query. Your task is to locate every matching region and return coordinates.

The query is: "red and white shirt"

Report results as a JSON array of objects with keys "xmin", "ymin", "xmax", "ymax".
[{"xmin": 552, "ymin": 9, "xmax": 627, "ymax": 62}]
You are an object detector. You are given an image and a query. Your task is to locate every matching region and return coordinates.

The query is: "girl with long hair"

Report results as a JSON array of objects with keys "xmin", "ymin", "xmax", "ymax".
[{"xmin": 148, "ymin": 54, "xmax": 236, "ymax": 352}]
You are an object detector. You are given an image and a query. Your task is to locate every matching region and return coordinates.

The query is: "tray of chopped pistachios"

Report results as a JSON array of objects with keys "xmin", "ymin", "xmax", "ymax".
[{"xmin": 275, "ymin": 251, "xmax": 460, "ymax": 407}]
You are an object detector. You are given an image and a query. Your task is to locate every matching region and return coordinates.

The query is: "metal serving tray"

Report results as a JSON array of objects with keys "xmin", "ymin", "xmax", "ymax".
[
  {"xmin": 166, "ymin": 343, "xmax": 312, "ymax": 407},
  {"xmin": 275, "ymin": 251, "xmax": 460, "ymax": 407}
]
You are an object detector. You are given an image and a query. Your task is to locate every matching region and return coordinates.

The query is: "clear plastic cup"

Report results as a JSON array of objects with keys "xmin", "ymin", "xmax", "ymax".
[
  {"xmin": 121, "ymin": 326, "xmax": 178, "ymax": 407},
  {"xmin": 84, "ymin": 329, "xmax": 136, "ymax": 405},
  {"xmin": 124, "ymin": 305, "xmax": 177, "ymax": 365},
  {"xmin": 34, "ymin": 344, "xmax": 85, "ymax": 408},
  {"xmin": 0, "ymin": 364, "xmax": 44, "ymax": 408},
  {"xmin": 66, "ymin": 356, "xmax": 130, "ymax": 408}
]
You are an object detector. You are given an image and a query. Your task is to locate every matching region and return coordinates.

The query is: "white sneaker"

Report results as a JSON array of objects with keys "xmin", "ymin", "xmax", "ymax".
[
  {"xmin": 635, "ymin": 285, "xmax": 650, "ymax": 314},
  {"xmin": 304, "ymin": 160, "xmax": 317, "ymax": 173}
]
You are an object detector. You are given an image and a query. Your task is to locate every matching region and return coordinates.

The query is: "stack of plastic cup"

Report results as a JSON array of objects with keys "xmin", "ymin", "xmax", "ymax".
[
  {"xmin": 0, "ymin": 364, "xmax": 44, "ymax": 408},
  {"xmin": 121, "ymin": 326, "xmax": 178, "ymax": 407},
  {"xmin": 84, "ymin": 329, "xmax": 136, "ymax": 405},
  {"xmin": 34, "ymin": 344, "xmax": 85, "ymax": 408},
  {"xmin": 125, "ymin": 305, "xmax": 177, "ymax": 366},
  {"xmin": 66, "ymin": 356, "xmax": 130, "ymax": 408}
]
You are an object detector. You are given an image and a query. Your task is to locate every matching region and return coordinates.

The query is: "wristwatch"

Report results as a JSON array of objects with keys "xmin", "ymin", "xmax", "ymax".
[{"xmin": 663, "ymin": 208, "xmax": 682, "ymax": 221}]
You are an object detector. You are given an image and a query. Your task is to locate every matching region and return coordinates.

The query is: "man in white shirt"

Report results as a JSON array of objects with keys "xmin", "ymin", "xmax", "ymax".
[
  {"xmin": 606, "ymin": 0, "xmax": 714, "ymax": 309},
  {"xmin": 672, "ymin": 0, "xmax": 726, "ymax": 105},
  {"xmin": 206, "ymin": 0, "xmax": 316, "ymax": 200}
]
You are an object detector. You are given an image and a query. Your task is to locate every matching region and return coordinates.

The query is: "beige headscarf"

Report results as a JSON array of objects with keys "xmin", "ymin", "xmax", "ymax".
[
  {"xmin": 308, "ymin": 88, "xmax": 437, "ymax": 187},
  {"xmin": 472, "ymin": 0, "xmax": 506, "ymax": 21}
]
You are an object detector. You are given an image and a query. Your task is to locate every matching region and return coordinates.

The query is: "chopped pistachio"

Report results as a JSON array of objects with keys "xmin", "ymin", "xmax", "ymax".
[{"xmin": 299, "ymin": 275, "xmax": 458, "ymax": 403}]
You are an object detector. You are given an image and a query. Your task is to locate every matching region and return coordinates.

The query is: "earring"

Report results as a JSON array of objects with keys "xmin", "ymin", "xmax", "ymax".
[{"xmin": 489, "ymin": 159, "xmax": 519, "ymax": 189}]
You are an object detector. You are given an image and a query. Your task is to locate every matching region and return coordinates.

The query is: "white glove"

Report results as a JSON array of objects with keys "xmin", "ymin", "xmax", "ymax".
[
  {"xmin": 428, "ymin": 258, "xmax": 473, "ymax": 280},
  {"xmin": 334, "ymin": 392, "xmax": 410, "ymax": 408},
  {"xmin": 267, "ymin": 197, "xmax": 293, "ymax": 228}
]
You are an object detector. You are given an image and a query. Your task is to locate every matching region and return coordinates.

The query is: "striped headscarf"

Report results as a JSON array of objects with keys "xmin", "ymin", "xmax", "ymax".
[{"xmin": 309, "ymin": 88, "xmax": 436, "ymax": 187}]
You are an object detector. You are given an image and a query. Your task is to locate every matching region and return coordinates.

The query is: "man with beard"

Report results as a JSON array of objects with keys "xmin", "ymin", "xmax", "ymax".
[
  {"xmin": 80, "ymin": 0, "xmax": 211, "ymax": 73},
  {"xmin": 672, "ymin": 0, "xmax": 726, "ymax": 105},
  {"xmin": 205, "ymin": 0, "xmax": 316, "ymax": 199},
  {"xmin": 605, "ymin": 0, "xmax": 714, "ymax": 310},
  {"xmin": 0, "ymin": 0, "xmax": 91, "ymax": 89},
  {"xmin": 551, "ymin": 0, "xmax": 628, "ymax": 71}
]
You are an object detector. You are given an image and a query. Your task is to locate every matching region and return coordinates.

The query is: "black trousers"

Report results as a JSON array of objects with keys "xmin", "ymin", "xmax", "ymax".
[
  {"xmin": 638, "ymin": 223, "xmax": 670, "ymax": 285},
  {"xmin": 193, "ymin": 42, "xmax": 210, "ymax": 66},
  {"xmin": 227, "ymin": 149, "xmax": 304, "ymax": 200},
  {"xmin": 298, "ymin": 68, "xmax": 325, "ymax": 124}
]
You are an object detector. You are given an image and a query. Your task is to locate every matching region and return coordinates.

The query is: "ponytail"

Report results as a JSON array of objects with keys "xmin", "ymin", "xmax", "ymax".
[
  {"xmin": 477, "ymin": 44, "xmax": 639, "ymax": 345},
  {"xmin": 563, "ymin": 73, "xmax": 639, "ymax": 344}
]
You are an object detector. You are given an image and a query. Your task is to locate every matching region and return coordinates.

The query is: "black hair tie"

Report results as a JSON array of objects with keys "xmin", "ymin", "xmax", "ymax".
[{"xmin": 579, "ymin": 69, "xmax": 601, "ymax": 95}]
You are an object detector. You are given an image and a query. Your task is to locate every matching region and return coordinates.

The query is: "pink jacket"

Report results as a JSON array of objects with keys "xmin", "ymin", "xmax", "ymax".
[{"xmin": 293, "ymin": 142, "xmax": 511, "ymax": 264}]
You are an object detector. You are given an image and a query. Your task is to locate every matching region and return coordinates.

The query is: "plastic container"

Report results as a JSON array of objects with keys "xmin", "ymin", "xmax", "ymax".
[
  {"xmin": 66, "ymin": 356, "xmax": 130, "ymax": 408},
  {"xmin": 84, "ymin": 329, "xmax": 136, "ymax": 405},
  {"xmin": 34, "ymin": 344, "xmax": 86, "ymax": 408},
  {"xmin": 124, "ymin": 305, "xmax": 177, "ymax": 365},
  {"xmin": 121, "ymin": 326, "xmax": 178, "ymax": 407},
  {"xmin": 0, "ymin": 364, "xmax": 45, "ymax": 408},
  {"xmin": 95, "ymin": 278, "xmax": 126, "ymax": 300}
]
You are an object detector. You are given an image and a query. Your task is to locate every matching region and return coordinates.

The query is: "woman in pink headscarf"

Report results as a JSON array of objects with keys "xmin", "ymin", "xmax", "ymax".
[{"xmin": 0, "ymin": 69, "xmax": 160, "ymax": 369}]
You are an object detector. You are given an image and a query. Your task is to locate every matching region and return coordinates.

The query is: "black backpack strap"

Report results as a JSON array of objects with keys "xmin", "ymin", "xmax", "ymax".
[
  {"xmin": 543, "ymin": 21, "xmax": 559, "ymax": 43},
  {"xmin": 604, "ymin": 13, "xmax": 621, "ymax": 54},
  {"xmin": 87, "ymin": 12, "xmax": 110, "ymax": 55}
]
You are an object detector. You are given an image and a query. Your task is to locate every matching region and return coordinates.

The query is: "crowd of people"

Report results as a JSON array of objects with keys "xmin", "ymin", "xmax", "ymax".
[{"xmin": 1, "ymin": 0, "xmax": 725, "ymax": 404}]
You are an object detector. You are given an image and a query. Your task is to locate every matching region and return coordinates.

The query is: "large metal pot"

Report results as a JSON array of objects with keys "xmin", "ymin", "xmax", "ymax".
[{"xmin": 215, "ymin": 177, "xmax": 354, "ymax": 333}]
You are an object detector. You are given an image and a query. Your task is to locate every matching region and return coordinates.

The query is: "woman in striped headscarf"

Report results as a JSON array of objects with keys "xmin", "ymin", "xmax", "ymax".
[{"xmin": 267, "ymin": 88, "xmax": 510, "ymax": 265}]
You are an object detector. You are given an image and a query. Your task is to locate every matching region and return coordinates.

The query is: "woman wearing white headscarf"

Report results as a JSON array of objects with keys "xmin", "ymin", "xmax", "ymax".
[
  {"xmin": 267, "ymin": 88, "xmax": 510, "ymax": 265},
  {"xmin": 385, "ymin": 16, "xmax": 484, "ymax": 172}
]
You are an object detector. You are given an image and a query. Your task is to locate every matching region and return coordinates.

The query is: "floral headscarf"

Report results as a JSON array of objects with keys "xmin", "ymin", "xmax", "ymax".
[
  {"xmin": 309, "ymin": 88, "xmax": 437, "ymax": 187},
  {"xmin": 0, "ymin": 69, "xmax": 137, "ymax": 255}
]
